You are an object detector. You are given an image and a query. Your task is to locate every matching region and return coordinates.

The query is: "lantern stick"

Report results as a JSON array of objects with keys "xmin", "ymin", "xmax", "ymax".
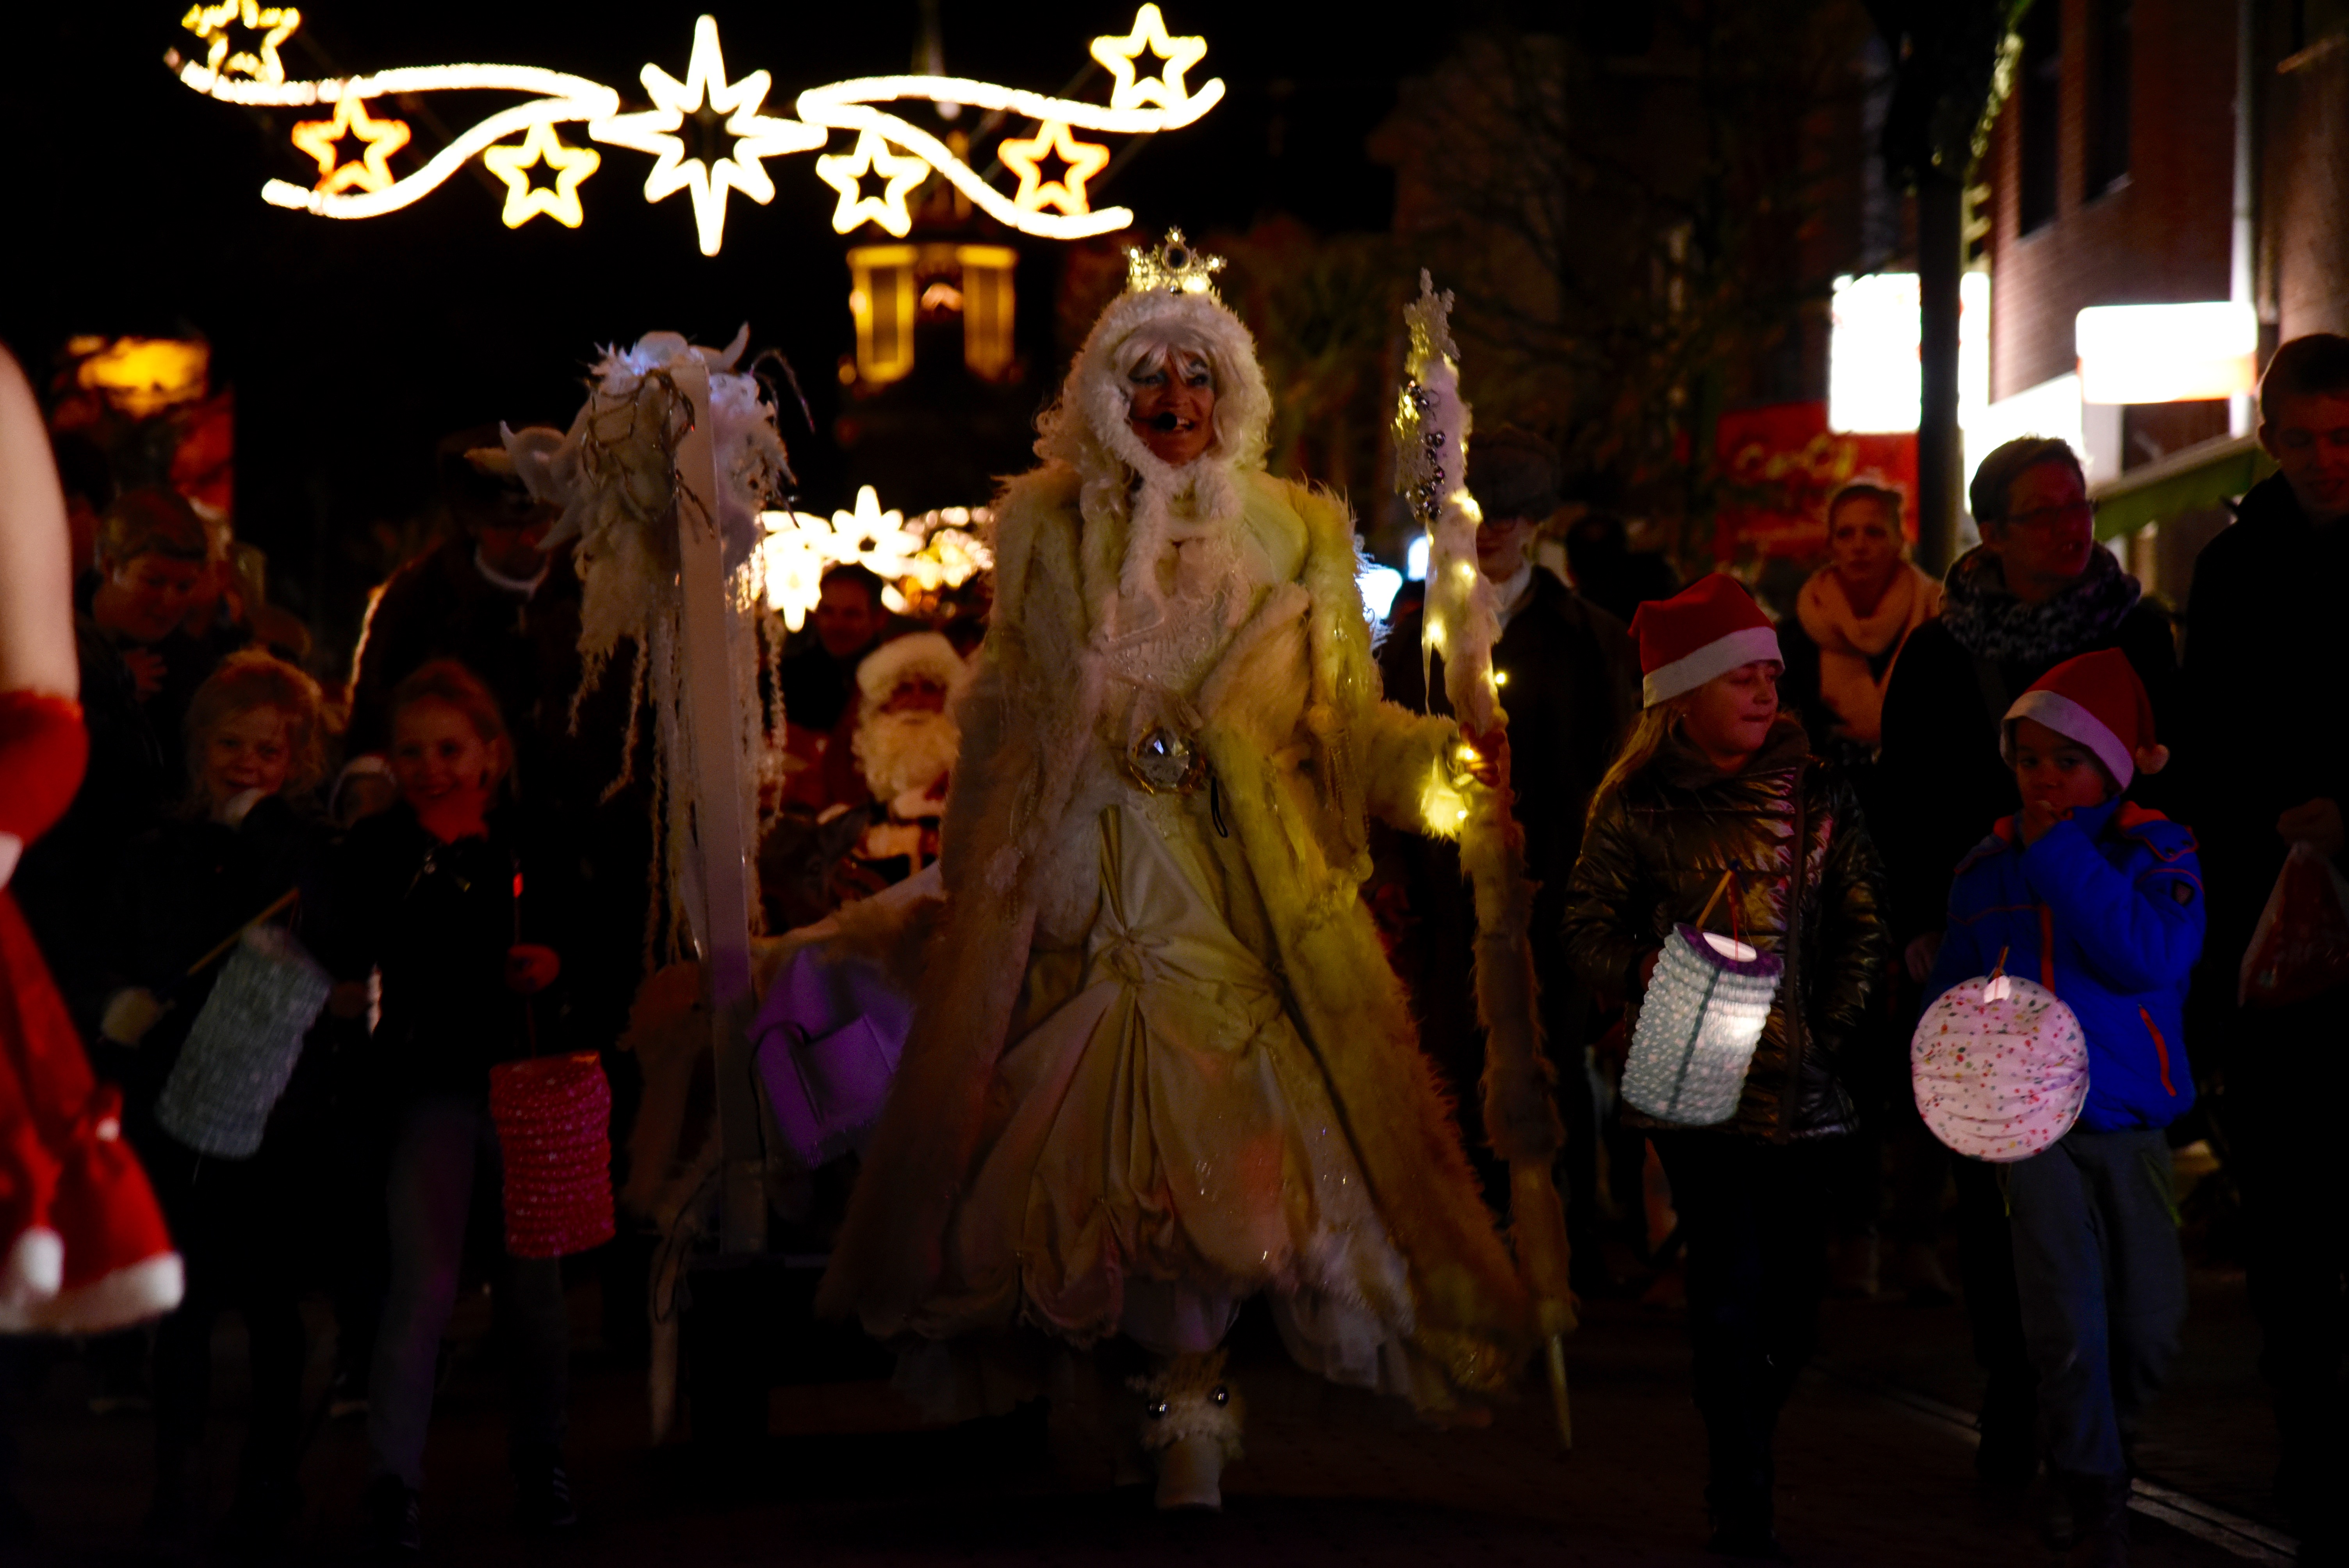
[
  {"xmin": 181, "ymin": 888, "xmax": 299, "ymax": 979},
  {"xmin": 1546, "ymin": 1334, "xmax": 1572, "ymax": 1450},
  {"xmin": 1692, "ymin": 869, "xmax": 1736, "ymax": 934}
]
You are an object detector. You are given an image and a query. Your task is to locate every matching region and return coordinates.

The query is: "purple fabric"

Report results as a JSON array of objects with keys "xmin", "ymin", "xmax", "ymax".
[{"xmin": 750, "ymin": 939, "xmax": 915, "ymax": 1169}]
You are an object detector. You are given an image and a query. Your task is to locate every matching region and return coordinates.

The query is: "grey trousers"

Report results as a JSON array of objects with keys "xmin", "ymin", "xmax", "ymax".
[
  {"xmin": 367, "ymin": 1092, "xmax": 569, "ymax": 1489},
  {"xmin": 2006, "ymin": 1126, "xmax": 2186, "ymax": 1480}
]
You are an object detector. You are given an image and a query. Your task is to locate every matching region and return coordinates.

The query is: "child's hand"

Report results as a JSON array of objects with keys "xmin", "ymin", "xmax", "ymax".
[
  {"xmin": 119, "ymin": 647, "xmax": 167, "ymax": 698},
  {"xmin": 2019, "ymin": 798, "xmax": 2073, "ymax": 845},
  {"xmin": 505, "ymin": 944, "xmax": 561, "ymax": 995}
]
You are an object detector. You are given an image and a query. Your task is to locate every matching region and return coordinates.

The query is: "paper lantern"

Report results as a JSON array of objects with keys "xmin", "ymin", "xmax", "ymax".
[
  {"xmin": 488, "ymin": 1053, "xmax": 615, "ymax": 1259},
  {"xmin": 153, "ymin": 925, "xmax": 332, "ymax": 1158},
  {"xmin": 1912, "ymin": 974, "xmax": 2087, "ymax": 1162},
  {"xmin": 1621, "ymin": 925, "xmax": 1782, "ymax": 1126}
]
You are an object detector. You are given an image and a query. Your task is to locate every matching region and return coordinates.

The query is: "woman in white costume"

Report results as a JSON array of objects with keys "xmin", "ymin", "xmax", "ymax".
[{"xmin": 820, "ymin": 237, "xmax": 1557, "ymax": 1507}]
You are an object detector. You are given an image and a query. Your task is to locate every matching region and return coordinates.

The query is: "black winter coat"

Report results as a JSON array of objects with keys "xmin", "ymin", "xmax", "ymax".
[
  {"xmin": 2180, "ymin": 474, "xmax": 2349, "ymax": 973},
  {"xmin": 1376, "ymin": 570, "xmax": 1639, "ymax": 1167},
  {"xmin": 1560, "ymin": 718, "xmax": 1888, "ymax": 1141},
  {"xmin": 323, "ymin": 802, "xmax": 575, "ymax": 1099},
  {"xmin": 1875, "ymin": 583, "xmax": 2178, "ymax": 944}
]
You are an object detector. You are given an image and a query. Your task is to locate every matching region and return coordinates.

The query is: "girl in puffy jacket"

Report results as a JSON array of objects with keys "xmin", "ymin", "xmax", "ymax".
[
  {"xmin": 1922, "ymin": 649, "xmax": 2201, "ymax": 1566},
  {"xmin": 1561, "ymin": 576, "xmax": 1887, "ymax": 1558}
]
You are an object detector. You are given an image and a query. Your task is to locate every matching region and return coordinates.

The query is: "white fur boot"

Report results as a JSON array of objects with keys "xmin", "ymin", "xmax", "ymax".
[{"xmin": 1131, "ymin": 1350, "xmax": 1243, "ymax": 1511}]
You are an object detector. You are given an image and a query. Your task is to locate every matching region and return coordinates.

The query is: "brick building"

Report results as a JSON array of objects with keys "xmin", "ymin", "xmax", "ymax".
[{"xmin": 1972, "ymin": 0, "xmax": 2349, "ymax": 602}]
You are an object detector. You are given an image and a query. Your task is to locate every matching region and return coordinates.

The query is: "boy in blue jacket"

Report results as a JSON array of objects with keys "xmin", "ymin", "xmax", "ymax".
[{"xmin": 1924, "ymin": 649, "xmax": 2202, "ymax": 1567}]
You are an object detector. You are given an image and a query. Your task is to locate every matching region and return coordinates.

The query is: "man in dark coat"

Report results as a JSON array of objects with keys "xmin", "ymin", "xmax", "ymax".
[
  {"xmin": 1875, "ymin": 435, "xmax": 2180, "ymax": 1486},
  {"xmin": 2179, "ymin": 334, "xmax": 2349, "ymax": 1552},
  {"xmin": 1376, "ymin": 427, "xmax": 1640, "ymax": 1288}
]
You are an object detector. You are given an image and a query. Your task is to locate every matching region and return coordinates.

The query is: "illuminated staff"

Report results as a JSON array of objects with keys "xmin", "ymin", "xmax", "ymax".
[
  {"xmin": 1390, "ymin": 272, "xmax": 1578, "ymax": 1450},
  {"xmin": 162, "ymin": 6, "xmax": 1227, "ymax": 253}
]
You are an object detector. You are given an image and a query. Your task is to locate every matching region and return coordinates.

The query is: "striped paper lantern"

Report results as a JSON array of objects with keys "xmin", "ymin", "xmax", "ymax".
[{"xmin": 1621, "ymin": 924, "xmax": 1783, "ymax": 1127}]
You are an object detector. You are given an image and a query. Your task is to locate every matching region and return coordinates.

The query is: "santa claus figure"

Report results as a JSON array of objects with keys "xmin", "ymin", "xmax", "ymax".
[
  {"xmin": 0, "ymin": 346, "xmax": 182, "ymax": 1338},
  {"xmin": 845, "ymin": 633, "xmax": 968, "ymax": 880},
  {"xmin": 819, "ymin": 236, "xmax": 1556, "ymax": 1509}
]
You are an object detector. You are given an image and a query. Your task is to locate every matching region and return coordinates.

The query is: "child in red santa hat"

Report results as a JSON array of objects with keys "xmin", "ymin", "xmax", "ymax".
[
  {"xmin": 1561, "ymin": 572, "xmax": 1888, "ymax": 1558},
  {"xmin": 1921, "ymin": 649, "xmax": 2202, "ymax": 1565}
]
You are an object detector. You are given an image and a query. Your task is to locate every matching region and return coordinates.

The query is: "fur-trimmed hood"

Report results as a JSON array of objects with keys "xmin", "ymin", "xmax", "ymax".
[{"xmin": 1031, "ymin": 286, "xmax": 1273, "ymax": 610}]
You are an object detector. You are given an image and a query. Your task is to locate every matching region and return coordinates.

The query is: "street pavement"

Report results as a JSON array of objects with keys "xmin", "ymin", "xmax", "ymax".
[{"xmin": 5, "ymin": 1247, "xmax": 2296, "ymax": 1566}]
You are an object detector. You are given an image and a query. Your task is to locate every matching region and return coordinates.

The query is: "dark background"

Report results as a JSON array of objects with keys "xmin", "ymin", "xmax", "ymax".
[{"xmin": 4, "ymin": 0, "xmax": 1465, "ymax": 659}]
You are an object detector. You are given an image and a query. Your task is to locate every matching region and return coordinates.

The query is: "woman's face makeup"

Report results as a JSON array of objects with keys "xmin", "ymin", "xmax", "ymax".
[{"xmin": 1127, "ymin": 348, "xmax": 1217, "ymax": 466}]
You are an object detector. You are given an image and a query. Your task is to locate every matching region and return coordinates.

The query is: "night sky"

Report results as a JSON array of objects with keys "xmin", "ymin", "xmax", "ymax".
[{"xmin": 5, "ymin": 2, "xmax": 1454, "ymax": 651}]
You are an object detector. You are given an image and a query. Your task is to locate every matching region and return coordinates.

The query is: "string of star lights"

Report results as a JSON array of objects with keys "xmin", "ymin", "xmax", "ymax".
[{"xmin": 164, "ymin": 6, "xmax": 1224, "ymax": 255}]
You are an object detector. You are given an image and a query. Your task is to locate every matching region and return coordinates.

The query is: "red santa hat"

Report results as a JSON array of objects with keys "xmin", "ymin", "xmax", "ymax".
[
  {"xmin": 1628, "ymin": 574, "xmax": 1783, "ymax": 707},
  {"xmin": 855, "ymin": 632, "xmax": 972, "ymax": 707},
  {"xmin": 2001, "ymin": 648, "xmax": 2169, "ymax": 789}
]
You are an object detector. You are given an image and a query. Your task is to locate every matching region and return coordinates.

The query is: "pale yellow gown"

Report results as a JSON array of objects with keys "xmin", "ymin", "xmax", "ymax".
[{"xmin": 912, "ymin": 493, "xmax": 1420, "ymax": 1391}]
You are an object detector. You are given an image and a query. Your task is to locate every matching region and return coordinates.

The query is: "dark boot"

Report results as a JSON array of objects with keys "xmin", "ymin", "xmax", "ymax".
[
  {"xmin": 514, "ymin": 1461, "xmax": 577, "ymax": 1531},
  {"xmin": 2063, "ymin": 1471, "xmax": 2131, "ymax": 1568},
  {"xmin": 358, "ymin": 1475, "xmax": 420, "ymax": 1557}
]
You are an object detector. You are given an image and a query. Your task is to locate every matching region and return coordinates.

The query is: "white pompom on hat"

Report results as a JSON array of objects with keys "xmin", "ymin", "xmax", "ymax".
[
  {"xmin": 2001, "ymin": 647, "xmax": 2169, "ymax": 789},
  {"xmin": 1628, "ymin": 574, "xmax": 1783, "ymax": 707}
]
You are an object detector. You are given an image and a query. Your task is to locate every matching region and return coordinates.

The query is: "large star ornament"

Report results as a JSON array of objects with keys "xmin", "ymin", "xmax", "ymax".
[
  {"xmin": 290, "ymin": 94, "xmax": 410, "ymax": 194},
  {"xmin": 181, "ymin": 0, "xmax": 303, "ymax": 85},
  {"xmin": 814, "ymin": 130, "xmax": 929, "ymax": 238},
  {"xmin": 998, "ymin": 121, "xmax": 1111, "ymax": 217},
  {"xmin": 591, "ymin": 15, "xmax": 825, "ymax": 257},
  {"xmin": 483, "ymin": 120, "xmax": 601, "ymax": 229},
  {"xmin": 1089, "ymin": 4, "xmax": 1208, "ymax": 112}
]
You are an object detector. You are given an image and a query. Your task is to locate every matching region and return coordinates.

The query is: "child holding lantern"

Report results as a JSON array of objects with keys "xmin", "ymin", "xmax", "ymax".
[
  {"xmin": 323, "ymin": 659, "xmax": 580, "ymax": 1553},
  {"xmin": 1559, "ymin": 574, "xmax": 1887, "ymax": 1558},
  {"xmin": 99, "ymin": 650, "xmax": 334, "ymax": 1547},
  {"xmin": 1921, "ymin": 649, "xmax": 2202, "ymax": 1567}
]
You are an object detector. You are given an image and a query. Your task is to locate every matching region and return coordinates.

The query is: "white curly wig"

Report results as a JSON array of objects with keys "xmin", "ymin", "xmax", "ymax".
[{"xmin": 1032, "ymin": 285, "xmax": 1273, "ymax": 604}]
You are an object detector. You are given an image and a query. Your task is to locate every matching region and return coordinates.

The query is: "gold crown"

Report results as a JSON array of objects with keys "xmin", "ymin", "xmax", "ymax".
[{"xmin": 1125, "ymin": 228, "xmax": 1224, "ymax": 297}]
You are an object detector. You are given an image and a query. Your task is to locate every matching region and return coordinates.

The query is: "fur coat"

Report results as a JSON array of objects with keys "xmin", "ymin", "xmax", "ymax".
[{"xmin": 817, "ymin": 455, "xmax": 1549, "ymax": 1407}]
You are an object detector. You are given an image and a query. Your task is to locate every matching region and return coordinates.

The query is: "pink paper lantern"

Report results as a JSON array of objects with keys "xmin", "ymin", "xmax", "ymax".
[
  {"xmin": 1911, "ymin": 974, "xmax": 2088, "ymax": 1163},
  {"xmin": 488, "ymin": 1053, "xmax": 615, "ymax": 1259}
]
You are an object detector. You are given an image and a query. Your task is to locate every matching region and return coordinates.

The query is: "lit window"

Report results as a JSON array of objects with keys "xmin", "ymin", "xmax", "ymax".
[
  {"xmin": 847, "ymin": 245, "xmax": 918, "ymax": 384},
  {"xmin": 958, "ymin": 245, "xmax": 1017, "ymax": 380}
]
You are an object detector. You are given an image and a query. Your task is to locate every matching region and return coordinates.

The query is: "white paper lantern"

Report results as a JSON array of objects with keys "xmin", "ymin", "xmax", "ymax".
[
  {"xmin": 1621, "ymin": 925, "xmax": 1784, "ymax": 1126},
  {"xmin": 153, "ymin": 925, "xmax": 332, "ymax": 1158},
  {"xmin": 1911, "ymin": 973, "xmax": 2088, "ymax": 1162}
]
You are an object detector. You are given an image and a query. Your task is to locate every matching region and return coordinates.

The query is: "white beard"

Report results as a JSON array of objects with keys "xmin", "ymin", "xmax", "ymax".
[{"xmin": 853, "ymin": 708, "xmax": 960, "ymax": 807}]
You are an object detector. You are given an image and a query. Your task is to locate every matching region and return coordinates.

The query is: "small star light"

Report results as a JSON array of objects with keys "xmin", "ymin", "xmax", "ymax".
[
  {"xmin": 290, "ymin": 94, "xmax": 410, "ymax": 195},
  {"xmin": 181, "ymin": 0, "xmax": 302, "ymax": 85},
  {"xmin": 820, "ymin": 486, "xmax": 921, "ymax": 577},
  {"xmin": 592, "ymin": 14, "xmax": 826, "ymax": 257},
  {"xmin": 998, "ymin": 121, "xmax": 1111, "ymax": 217},
  {"xmin": 815, "ymin": 130, "xmax": 930, "ymax": 238},
  {"xmin": 1089, "ymin": 4, "xmax": 1208, "ymax": 112},
  {"xmin": 758, "ymin": 517, "xmax": 825, "ymax": 631},
  {"xmin": 1125, "ymin": 229, "xmax": 1224, "ymax": 297},
  {"xmin": 482, "ymin": 120, "xmax": 601, "ymax": 228}
]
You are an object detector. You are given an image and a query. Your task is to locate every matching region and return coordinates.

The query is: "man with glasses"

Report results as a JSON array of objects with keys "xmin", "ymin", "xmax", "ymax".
[{"xmin": 1873, "ymin": 435, "xmax": 2180, "ymax": 1498}]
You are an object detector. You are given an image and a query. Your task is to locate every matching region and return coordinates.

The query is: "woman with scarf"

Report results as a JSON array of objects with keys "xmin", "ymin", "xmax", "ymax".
[
  {"xmin": 1874, "ymin": 435, "xmax": 2178, "ymax": 1487},
  {"xmin": 817, "ymin": 237, "xmax": 1559, "ymax": 1511},
  {"xmin": 1781, "ymin": 482, "xmax": 1941, "ymax": 776}
]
